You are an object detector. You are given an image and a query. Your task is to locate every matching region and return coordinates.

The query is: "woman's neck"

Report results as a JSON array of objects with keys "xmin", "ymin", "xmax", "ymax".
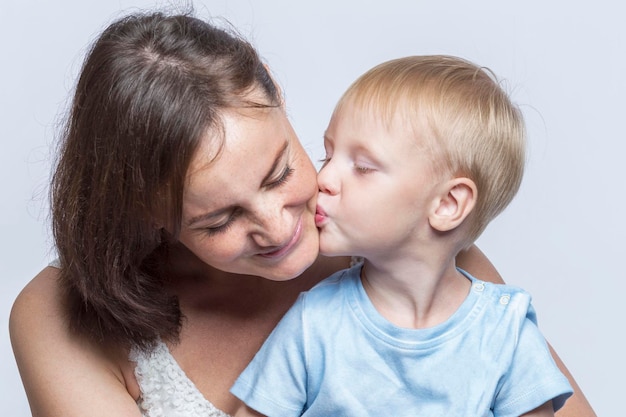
[{"xmin": 166, "ymin": 243, "xmax": 350, "ymax": 315}]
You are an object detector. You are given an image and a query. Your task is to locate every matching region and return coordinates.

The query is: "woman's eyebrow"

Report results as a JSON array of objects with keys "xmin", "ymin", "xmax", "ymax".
[{"xmin": 260, "ymin": 141, "xmax": 289, "ymax": 186}]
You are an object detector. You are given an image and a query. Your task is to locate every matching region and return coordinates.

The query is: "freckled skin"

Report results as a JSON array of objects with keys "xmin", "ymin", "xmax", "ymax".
[{"xmin": 178, "ymin": 105, "xmax": 320, "ymax": 282}]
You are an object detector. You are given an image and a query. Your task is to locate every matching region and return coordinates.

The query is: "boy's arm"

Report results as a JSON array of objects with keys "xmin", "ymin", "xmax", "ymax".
[{"xmin": 456, "ymin": 245, "xmax": 596, "ymax": 417}]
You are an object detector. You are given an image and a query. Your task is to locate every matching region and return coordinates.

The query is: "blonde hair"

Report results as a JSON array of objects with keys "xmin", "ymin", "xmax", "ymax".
[{"xmin": 335, "ymin": 55, "xmax": 526, "ymax": 245}]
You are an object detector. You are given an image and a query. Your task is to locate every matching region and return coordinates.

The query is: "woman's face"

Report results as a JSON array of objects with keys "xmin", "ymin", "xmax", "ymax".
[{"xmin": 177, "ymin": 104, "xmax": 320, "ymax": 281}]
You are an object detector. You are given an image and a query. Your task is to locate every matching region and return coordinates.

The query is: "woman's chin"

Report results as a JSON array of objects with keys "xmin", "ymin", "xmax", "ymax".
[{"xmin": 264, "ymin": 235, "xmax": 320, "ymax": 281}]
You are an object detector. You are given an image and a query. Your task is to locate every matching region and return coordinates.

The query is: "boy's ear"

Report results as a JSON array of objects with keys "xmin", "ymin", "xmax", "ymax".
[{"xmin": 429, "ymin": 177, "xmax": 477, "ymax": 232}]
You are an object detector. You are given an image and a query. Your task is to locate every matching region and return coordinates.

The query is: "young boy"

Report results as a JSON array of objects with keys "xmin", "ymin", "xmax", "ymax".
[{"xmin": 231, "ymin": 55, "xmax": 572, "ymax": 417}]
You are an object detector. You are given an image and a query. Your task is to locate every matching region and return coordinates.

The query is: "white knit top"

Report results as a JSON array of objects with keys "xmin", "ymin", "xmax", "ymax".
[{"xmin": 130, "ymin": 340, "xmax": 232, "ymax": 417}]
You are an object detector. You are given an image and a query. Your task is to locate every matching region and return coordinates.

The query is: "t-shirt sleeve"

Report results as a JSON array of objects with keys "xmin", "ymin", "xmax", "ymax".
[
  {"xmin": 231, "ymin": 293, "xmax": 309, "ymax": 417},
  {"xmin": 494, "ymin": 304, "xmax": 573, "ymax": 416}
]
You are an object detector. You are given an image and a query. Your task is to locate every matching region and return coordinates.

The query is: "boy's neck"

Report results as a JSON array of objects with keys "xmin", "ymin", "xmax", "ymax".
[{"xmin": 360, "ymin": 256, "xmax": 471, "ymax": 329}]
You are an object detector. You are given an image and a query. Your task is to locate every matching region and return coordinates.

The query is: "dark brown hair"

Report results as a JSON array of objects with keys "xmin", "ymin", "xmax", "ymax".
[{"xmin": 51, "ymin": 11, "xmax": 279, "ymax": 350}]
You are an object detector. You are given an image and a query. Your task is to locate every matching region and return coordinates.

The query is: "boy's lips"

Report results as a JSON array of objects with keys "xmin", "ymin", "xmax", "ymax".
[{"xmin": 315, "ymin": 205, "xmax": 328, "ymax": 226}]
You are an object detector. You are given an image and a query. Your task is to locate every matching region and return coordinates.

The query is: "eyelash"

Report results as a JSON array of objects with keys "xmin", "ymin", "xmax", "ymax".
[
  {"xmin": 203, "ymin": 209, "xmax": 242, "ymax": 236},
  {"xmin": 202, "ymin": 166, "xmax": 293, "ymax": 236},
  {"xmin": 354, "ymin": 165, "xmax": 374, "ymax": 174},
  {"xmin": 319, "ymin": 157, "xmax": 374, "ymax": 175},
  {"xmin": 266, "ymin": 165, "xmax": 294, "ymax": 190}
]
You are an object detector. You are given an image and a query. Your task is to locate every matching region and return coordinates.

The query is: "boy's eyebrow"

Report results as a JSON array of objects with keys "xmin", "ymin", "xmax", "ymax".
[{"xmin": 186, "ymin": 140, "xmax": 289, "ymax": 227}]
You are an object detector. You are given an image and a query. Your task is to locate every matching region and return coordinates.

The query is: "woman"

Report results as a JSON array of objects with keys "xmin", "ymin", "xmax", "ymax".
[{"xmin": 9, "ymin": 11, "xmax": 595, "ymax": 417}]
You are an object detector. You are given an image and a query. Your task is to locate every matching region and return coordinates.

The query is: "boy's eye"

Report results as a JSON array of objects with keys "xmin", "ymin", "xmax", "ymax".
[
  {"xmin": 355, "ymin": 165, "xmax": 374, "ymax": 174},
  {"xmin": 354, "ymin": 160, "xmax": 377, "ymax": 174},
  {"xmin": 266, "ymin": 165, "xmax": 294, "ymax": 190}
]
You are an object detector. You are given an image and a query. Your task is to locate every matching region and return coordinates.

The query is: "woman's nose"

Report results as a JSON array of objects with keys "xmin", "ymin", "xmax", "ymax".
[{"xmin": 249, "ymin": 201, "xmax": 293, "ymax": 248}]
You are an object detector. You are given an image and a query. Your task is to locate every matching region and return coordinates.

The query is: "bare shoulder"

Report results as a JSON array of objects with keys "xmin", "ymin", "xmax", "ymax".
[
  {"xmin": 456, "ymin": 244, "xmax": 504, "ymax": 284},
  {"xmin": 10, "ymin": 266, "xmax": 68, "ymax": 352},
  {"xmin": 10, "ymin": 266, "xmax": 141, "ymax": 417},
  {"xmin": 11, "ymin": 265, "xmax": 60, "ymax": 319}
]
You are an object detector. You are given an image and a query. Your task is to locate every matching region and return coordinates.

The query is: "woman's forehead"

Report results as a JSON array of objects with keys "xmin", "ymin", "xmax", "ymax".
[
  {"xmin": 183, "ymin": 106, "xmax": 294, "ymax": 202},
  {"xmin": 189, "ymin": 105, "xmax": 280, "ymax": 166}
]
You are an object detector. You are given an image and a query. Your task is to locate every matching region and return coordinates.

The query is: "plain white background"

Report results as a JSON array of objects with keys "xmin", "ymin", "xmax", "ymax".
[{"xmin": 1, "ymin": 1, "xmax": 620, "ymax": 415}]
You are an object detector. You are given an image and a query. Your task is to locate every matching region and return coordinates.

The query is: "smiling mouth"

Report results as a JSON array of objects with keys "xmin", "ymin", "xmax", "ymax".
[{"xmin": 258, "ymin": 217, "xmax": 303, "ymax": 259}]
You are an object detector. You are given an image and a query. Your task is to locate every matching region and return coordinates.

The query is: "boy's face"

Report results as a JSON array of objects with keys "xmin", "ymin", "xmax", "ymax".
[{"xmin": 315, "ymin": 100, "xmax": 444, "ymax": 261}]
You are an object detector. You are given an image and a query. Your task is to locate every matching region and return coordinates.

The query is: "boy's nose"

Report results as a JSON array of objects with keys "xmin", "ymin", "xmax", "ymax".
[{"xmin": 317, "ymin": 162, "xmax": 339, "ymax": 195}]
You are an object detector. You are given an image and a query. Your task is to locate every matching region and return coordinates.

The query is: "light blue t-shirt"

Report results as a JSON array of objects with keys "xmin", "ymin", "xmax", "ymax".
[{"xmin": 231, "ymin": 264, "xmax": 572, "ymax": 417}]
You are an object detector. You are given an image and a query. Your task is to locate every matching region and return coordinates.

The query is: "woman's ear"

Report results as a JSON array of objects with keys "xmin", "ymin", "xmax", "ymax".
[{"xmin": 429, "ymin": 177, "xmax": 477, "ymax": 232}]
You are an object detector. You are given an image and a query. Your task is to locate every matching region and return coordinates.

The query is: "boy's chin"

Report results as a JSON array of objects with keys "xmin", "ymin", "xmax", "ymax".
[
  {"xmin": 319, "ymin": 234, "xmax": 359, "ymax": 258},
  {"xmin": 318, "ymin": 245, "xmax": 352, "ymax": 258}
]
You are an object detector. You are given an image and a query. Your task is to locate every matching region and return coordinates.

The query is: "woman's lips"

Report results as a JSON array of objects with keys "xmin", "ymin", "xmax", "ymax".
[
  {"xmin": 259, "ymin": 217, "xmax": 303, "ymax": 259},
  {"xmin": 315, "ymin": 205, "xmax": 327, "ymax": 226}
]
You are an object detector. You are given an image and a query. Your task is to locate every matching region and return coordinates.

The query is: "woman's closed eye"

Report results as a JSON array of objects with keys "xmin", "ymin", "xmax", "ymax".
[
  {"xmin": 265, "ymin": 165, "xmax": 294, "ymax": 190},
  {"xmin": 203, "ymin": 208, "xmax": 243, "ymax": 236},
  {"xmin": 198, "ymin": 165, "xmax": 293, "ymax": 236}
]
